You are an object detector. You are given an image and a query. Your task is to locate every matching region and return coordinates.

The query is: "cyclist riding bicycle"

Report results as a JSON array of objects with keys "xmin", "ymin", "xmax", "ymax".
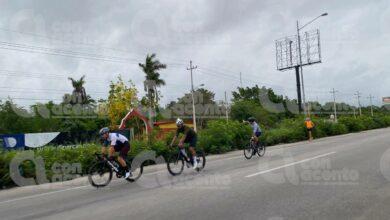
[
  {"xmin": 170, "ymin": 118, "xmax": 198, "ymax": 169},
  {"xmin": 248, "ymin": 117, "xmax": 262, "ymax": 145},
  {"xmin": 99, "ymin": 127, "xmax": 132, "ymax": 179}
]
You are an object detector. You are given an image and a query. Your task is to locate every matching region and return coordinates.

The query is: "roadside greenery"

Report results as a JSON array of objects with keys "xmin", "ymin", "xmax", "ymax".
[
  {"xmin": 2, "ymin": 115, "xmax": 390, "ymax": 189},
  {"xmin": 1, "ymin": 56, "xmax": 390, "ymax": 190}
]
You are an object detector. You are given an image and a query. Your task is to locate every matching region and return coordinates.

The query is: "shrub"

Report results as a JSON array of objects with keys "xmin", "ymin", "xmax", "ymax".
[
  {"xmin": 198, "ymin": 120, "xmax": 251, "ymax": 154},
  {"xmin": 338, "ymin": 117, "xmax": 365, "ymax": 132}
]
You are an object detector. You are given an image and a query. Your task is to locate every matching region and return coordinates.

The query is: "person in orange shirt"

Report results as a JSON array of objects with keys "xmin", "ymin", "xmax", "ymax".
[{"xmin": 305, "ymin": 117, "xmax": 315, "ymax": 141}]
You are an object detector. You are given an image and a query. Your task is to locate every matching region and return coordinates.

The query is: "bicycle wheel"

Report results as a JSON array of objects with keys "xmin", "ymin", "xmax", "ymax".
[
  {"xmin": 256, "ymin": 142, "xmax": 266, "ymax": 157},
  {"xmin": 244, "ymin": 143, "xmax": 254, "ymax": 159},
  {"xmin": 88, "ymin": 161, "xmax": 113, "ymax": 188},
  {"xmin": 195, "ymin": 151, "xmax": 206, "ymax": 172},
  {"xmin": 126, "ymin": 161, "xmax": 144, "ymax": 182},
  {"xmin": 167, "ymin": 153, "xmax": 184, "ymax": 176}
]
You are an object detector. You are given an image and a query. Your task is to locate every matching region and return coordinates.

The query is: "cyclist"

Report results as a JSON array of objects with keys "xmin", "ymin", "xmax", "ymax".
[
  {"xmin": 170, "ymin": 118, "xmax": 198, "ymax": 169},
  {"xmin": 248, "ymin": 117, "xmax": 262, "ymax": 145},
  {"xmin": 99, "ymin": 127, "xmax": 132, "ymax": 179}
]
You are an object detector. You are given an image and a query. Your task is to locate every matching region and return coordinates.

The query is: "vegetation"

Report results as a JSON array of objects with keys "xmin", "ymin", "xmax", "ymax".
[
  {"xmin": 1, "ymin": 51, "xmax": 390, "ymax": 189},
  {"xmin": 139, "ymin": 53, "xmax": 167, "ymax": 109}
]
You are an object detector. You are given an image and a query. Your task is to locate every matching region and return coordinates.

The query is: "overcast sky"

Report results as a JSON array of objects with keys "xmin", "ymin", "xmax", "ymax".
[{"xmin": 0, "ymin": 0, "xmax": 389, "ymax": 107}]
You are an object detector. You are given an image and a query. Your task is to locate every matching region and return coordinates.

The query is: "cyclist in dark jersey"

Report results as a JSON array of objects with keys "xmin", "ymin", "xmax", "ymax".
[
  {"xmin": 170, "ymin": 118, "xmax": 198, "ymax": 169},
  {"xmin": 99, "ymin": 127, "xmax": 132, "ymax": 179}
]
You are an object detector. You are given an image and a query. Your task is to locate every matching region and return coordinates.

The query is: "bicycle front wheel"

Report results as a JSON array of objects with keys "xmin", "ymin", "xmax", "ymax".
[
  {"xmin": 244, "ymin": 144, "xmax": 254, "ymax": 159},
  {"xmin": 167, "ymin": 154, "xmax": 184, "ymax": 176},
  {"xmin": 126, "ymin": 160, "xmax": 144, "ymax": 182},
  {"xmin": 195, "ymin": 150, "xmax": 206, "ymax": 172},
  {"xmin": 257, "ymin": 142, "xmax": 266, "ymax": 157},
  {"xmin": 88, "ymin": 161, "xmax": 113, "ymax": 188}
]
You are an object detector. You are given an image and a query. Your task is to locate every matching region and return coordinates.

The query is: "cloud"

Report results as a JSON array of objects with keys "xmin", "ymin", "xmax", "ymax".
[{"xmin": 0, "ymin": 0, "xmax": 388, "ymax": 107}]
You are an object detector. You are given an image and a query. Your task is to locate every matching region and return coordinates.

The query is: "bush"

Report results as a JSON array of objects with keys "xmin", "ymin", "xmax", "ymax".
[
  {"xmin": 198, "ymin": 120, "xmax": 251, "ymax": 154},
  {"xmin": 338, "ymin": 117, "xmax": 365, "ymax": 132},
  {"xmin": 263, "ymin": 118, "xmax": 306, "ymax": 146}
]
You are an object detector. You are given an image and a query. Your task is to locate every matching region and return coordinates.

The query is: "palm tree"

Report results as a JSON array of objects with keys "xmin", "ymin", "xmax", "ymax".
[
  {"xmin": 67, "ymin": 75, "xmax": 88, "ymax": 104},
  {"xmin": 138, "ymin": 54, "xmax": 167, "ymax": 107}
]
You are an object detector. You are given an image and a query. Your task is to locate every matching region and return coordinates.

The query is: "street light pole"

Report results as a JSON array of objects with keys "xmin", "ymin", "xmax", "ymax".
[{"xmin": 296, "ymin": 13, "xmax": 328, "ymax": 118}]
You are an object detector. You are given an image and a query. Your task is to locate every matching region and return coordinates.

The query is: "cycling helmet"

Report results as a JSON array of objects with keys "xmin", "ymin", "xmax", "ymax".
[
  {"xmin": 248, "ymin": 117, "xmax": 256, "ymax": 123},
  {"xmin": 99, "ymin": 127, "xmax": 110, "ymax": 136},
  {"xmin": 176, "ymin": 118, "xmax": 184, "ymax": 127}
]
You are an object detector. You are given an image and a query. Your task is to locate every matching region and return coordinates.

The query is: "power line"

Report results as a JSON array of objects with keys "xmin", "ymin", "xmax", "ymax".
[{"xmin": 0, "ymin": 27, "xmax": 191, "ymax": 65}]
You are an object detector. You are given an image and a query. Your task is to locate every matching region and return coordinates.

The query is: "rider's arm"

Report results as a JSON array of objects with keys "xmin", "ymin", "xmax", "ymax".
[
  {"xmin": 170, "ymin": 135, "xmax": 177, "ymax": 147},
  {"xmin": 101, "ymin": 139, "xmax": 108, "ymax": 155},
  {"xmin": 179, "ymin": 135, "xmax": 186, "ymax": 146}
]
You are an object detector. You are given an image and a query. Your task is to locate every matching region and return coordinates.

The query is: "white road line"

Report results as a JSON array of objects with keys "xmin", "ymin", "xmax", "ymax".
[
  {"xmin": 0, "ymin": 185, "xmax": 90, "ymax": 206},
  {"xmin": 245, "ymin": 151, "xmax": 337, "ymax": 178}
]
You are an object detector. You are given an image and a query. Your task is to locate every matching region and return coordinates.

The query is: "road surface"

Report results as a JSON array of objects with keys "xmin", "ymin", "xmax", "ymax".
[{"xmin": 1, "ymin": 128, "xmax": 390, "ymax": 220}]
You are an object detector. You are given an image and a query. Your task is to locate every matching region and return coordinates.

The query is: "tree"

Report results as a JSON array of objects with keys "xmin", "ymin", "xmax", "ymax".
[
  {"xmin": 138, "ymin": 54, "xmax": 167, "ymax": 108},
  {"xmin": 64, "ymin": 75, "xmax": 94, "ymax": 105},
  {"xmin": 104, "ymin": 76, "xmax": 139, "ymax": 127},
  {"xmin": 164, "ymin": 88, "xmax": 221, "ymax": 128}
]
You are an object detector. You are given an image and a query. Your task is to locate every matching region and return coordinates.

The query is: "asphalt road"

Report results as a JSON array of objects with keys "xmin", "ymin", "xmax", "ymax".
[{"xmin": 1, "ymin": 128, "xmax": 390, "ymax": 220}]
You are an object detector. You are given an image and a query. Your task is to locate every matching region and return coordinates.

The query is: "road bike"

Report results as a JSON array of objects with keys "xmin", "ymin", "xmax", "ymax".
[
  {"xmin": 166, "ymin": 146, "xmax": 206, "ymax": 176},
  {"xmin": 88, "ymin": 153, "xmax": 143, "ymax": 188},
  {"xmin": 244, "ymin": 137, "xmax": 266, "ymax": 159}
]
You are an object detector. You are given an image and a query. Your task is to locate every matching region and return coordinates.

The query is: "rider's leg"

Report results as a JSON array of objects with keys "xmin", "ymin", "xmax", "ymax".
[
  {"xmin": 118, "ymin": 142, "xmax": 131, "ymax": 178},
  {"xmin": 109, "ymin": 146, "xmax": 115, "ymax": 160},
  {"xmin": 179, "ymin": 145, "xmax": 188, "ymax": 158},
  {"xmin": 189, "ymin": 137, "xmax": 198, "ymax": 169}
]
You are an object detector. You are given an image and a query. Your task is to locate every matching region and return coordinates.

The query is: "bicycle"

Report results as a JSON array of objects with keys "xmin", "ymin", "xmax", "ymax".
[
  {"xmin": 244, "ymin": 137, "xmax": 266, "ymax": 159},
  {"xmin": 88, "ymin": 153, "xmax": 143, "ymax": 188},
  {"xmin": 166, "ymin": 146, "xmax": 206, "ymax": 176}
]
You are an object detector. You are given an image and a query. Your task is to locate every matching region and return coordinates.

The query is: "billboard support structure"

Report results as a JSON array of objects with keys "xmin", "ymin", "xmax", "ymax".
[
  {"xmin": 295, "ymin": 66, "xmax": 303, "ymax": 113},
  {"xmin": 275, "ymin": 29, "xmax": 322, "ymax": 114}
]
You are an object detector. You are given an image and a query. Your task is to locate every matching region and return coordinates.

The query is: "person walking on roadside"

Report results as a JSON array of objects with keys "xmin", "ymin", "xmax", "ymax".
[{"xmin": 305, "ymin": 117, "xmax": 315, "ymax": 141}]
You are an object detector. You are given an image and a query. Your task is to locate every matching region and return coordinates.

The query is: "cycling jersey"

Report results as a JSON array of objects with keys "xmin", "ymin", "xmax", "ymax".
[
  {"xmin": 103, "ymin": 133, "xmax": 130, "ymax": 159},
  {"xmin": 176, "ymin": 125, "xmax": 197, "ymax": 144},
  {"xmin": 104, "ymin": 133, "xmax": 129, "ymax": 147},
  {"xmin": 251, "ymin": 122, "xmax": 262, "ymax": 134}
]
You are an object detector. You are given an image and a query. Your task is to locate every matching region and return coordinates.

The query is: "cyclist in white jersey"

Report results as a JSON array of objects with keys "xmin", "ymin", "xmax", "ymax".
[{"xmin": 99, "ymin": 127, "xmax": 132, "ymax": 178}]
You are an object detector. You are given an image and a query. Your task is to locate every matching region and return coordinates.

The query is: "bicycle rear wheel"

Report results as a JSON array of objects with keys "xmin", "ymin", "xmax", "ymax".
[
  {"xmin": 256, "ymin": 142, "xmax": 266, "ymax": 157},
  {"xmin": 244, "ymin": 144, "xmax": 254, "ymax": 159},
  {"xmin": 167, "ymin": 153, "xmax": 184, "ymax": 176},
  {"xmin": 88, "ymin": 161, "xmax": 113, "ymax": 188}
]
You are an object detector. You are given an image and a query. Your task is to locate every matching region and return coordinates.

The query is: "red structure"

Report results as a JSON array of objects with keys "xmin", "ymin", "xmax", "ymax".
[{"xmin": 119, "ymin": 108, "xmax": 152, "ymax": 134}]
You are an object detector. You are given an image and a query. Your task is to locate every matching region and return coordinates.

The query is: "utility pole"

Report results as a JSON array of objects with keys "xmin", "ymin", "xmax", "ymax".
[
  {"xmin": 330, "ymin": 88, "xmax": 338, "ymax": 122},
  {"xmin": 239, "ymin": 72, "xmax": 243, "ymax": 87},
  {"xmin": 368, "ymin": 94, "xmax": 374, "ymax": 117},
  {"xmin": 224, "ymin": 91, "xmax": 229, "ymax": 122},
  {"xmin": 187, "ymin": 60, "xmax": 198, "ymax": 132},
  {"xmin": 354, "ymin": 91, "xmax": 362, "ymax": 116}
]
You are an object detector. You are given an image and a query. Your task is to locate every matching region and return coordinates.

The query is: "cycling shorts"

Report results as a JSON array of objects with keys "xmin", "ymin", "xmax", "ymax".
[{"xmin": 113, "ymin": 141, "xmax": 130, "ymax": 160}]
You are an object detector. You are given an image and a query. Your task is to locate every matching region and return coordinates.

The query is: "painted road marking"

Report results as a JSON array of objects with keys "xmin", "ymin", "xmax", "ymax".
[{"xmin": 245, "ymin": 151, "xmax": 337, "ymax": 178}]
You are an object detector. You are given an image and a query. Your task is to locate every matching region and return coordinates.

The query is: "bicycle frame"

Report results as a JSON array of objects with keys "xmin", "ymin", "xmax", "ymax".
[
  {"xmin": 178, "ymin": 149, "xmax": 192, "ymax": 164},
  {"xmin": 95, "ymin": 153, "xmax": 122, "ymax": 174}
]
